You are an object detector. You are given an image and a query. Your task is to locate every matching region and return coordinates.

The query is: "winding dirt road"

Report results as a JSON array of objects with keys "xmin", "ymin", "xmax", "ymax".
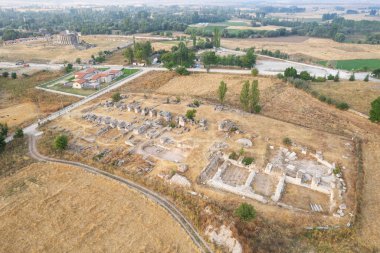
[{"xmin": 28, "ymin": 135, "xmax": 213, "ymax": 253}]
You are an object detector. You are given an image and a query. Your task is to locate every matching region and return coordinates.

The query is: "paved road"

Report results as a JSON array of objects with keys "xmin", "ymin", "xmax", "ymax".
[{"xmin": 28, "ymin": 135, "xmax": 213, "ymax": 253}]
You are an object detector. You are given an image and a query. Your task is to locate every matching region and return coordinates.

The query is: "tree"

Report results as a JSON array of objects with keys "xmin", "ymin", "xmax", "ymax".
[
  {"xmin": 283, "ymin": 137, "xmax": 292, "ymax": 146},
  {"xmin": 349, "ymin": 73, "xmax": 355, "ymax": 81},
  {"xmin": 124, "ymin": 47, "xmax": 134, "ymax": 64},
  {"xmin": 65, "ymin": 63, "xmax": 73, "ymax": 73},
  {"xmin": 11, "ymin": 72, "xmax": 17, "ymax": 79},
  {"xmin": 334, "ymin": 72, "xmax": 340, "ymax": 82},
  {"xmin": 175, "ymin": 66, "xmax": 190, "ymax": 75},
  {"xmin": 185, "ymin": 109, "xmax": 197, "ymax": 120},
  {"xmin": 2, "ymin": 72, "xmax": 9, "ymax": 78},
  {"xmin": 201, "ymin": 51, "xmax": 217, "ymax": 72},
  {"xmin": 284, "ymin": 67, "xmax": 297, "ymax": 78},
  {"xmin": 54, "ymin": 134, "xmax": 68, "ymax": 151},
  {"xmin": 251, "ymin": 68, "xmax": 259, "ymax": 77},
  {"xmin": 217, "ymin": 81, "xmax": 228, "ymax": 104},
  {"xmin": 212, "ymin": 27, "xmax": 221, "ymax": 48},
  {"xmin": 249, "ymin": 80, "xmax": 260, "ymax": 113},
  {"xmin": 112, "ymin": 92, "xmax": 122, "ymax": 102},
  {"xmin": 327, "ymin": 74, "xmax": 334, "ymax": 80},
  {"xmin": 364, "ymin": 74, "xmax": 369, "ymax": 82},
  {"xmin": 299, "ymin": 71, "xmax": 311, "ymax": 81},
  {"xmin": 234, "ymin": 203, "xmax": 256, "ymax": 221},
  {"xmin": 372, "ymin": 69, "xmax": 380, "ymax": 79},
  {"xmin": 240, "ymin": 81, "xmax": 250, "ymax": 112},
  {"xmin": 369, "ymin": 97, "xmax": 380, "ymax": 123},
  {"xmin": 75, "ymin": 58, "xmax": 81, "ymax": 64},
  {"xmin": 14, "ymin": 128, "xmax": 24, "ymax": 138}
]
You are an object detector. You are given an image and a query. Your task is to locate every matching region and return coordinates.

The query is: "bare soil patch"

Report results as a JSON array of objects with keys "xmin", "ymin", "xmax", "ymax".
[
  {"xmin": 0, "ymin": 163, "xmax": 199, "ymax": 253},
  {"xmin": 221, "ymin": 37, "xmax": 380, "ymax": 61}
]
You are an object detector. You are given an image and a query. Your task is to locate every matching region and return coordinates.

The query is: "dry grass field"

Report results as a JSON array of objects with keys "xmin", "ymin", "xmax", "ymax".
[
  {"xmin": 311, "ymin": 81, "xmax": 380, "ymax": 115},
  {"xmin": 221, "ymin": 36, "xmax": 380, "ymax": 61},
  {"xmin": 0, "ymin": 35, "xmax": 129, "ymax": 64},
  {"xmin": 0, "ymin": 71, "xmax": 79, "ymax": 132},
  {"xmin": 0, "ymin": 163, "xmax": 199, "ymax": 253}
]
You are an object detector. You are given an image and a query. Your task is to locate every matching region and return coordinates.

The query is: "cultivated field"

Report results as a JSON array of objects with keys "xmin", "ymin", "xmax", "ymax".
[
  {"xmin": 221, "ymin": 36, "xmax": 380, "ymax": 61},
  {"xmin": 0, "ymin": 163, "xmax": 199, "ymax": 253},
  {"xmin": 0, "ymin": 35, "xmax": 130, "ymax": 64}
]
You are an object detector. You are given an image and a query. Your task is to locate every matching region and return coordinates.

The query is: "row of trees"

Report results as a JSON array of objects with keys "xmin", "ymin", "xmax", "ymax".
[
  {"xmin": 0, "ymin": 124, "xmax": 23, "ymax": 153},
  {"xmin": 201, "ymin": 48, "xmax": 256, "ymax": 70},
  {"xmin": 2, "ymin": 72, "xmax": 17, "ymax": 79},
  {"xmin": 217, "ymin": 79, "xmax": 261, "ymax": 114},
  {"xmin": 0, "ymin": 7, "xmax": 230, "ymax": 39}
]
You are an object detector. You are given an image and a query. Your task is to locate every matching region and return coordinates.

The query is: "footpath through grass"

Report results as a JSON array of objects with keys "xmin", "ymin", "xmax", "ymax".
[{"xmin": 319, "ymin": 59, "xmax": 380, "ymax": 71}]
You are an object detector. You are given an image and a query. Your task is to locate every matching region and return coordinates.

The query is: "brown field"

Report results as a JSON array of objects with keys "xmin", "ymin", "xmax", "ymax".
[
  {"xmin": 227, "ymin": 25, "xmax": 290, "ymax": 31},
  {"xmin": 311, "ymin": 81, "xmax": 380, "ymax": 115},
  {"xmin": 0, "ymin": 163, "xmax": 199, "ymax": 253},
  {"xmin": 221, "ymin": 36, "xmax": 380, "ymax": 61},
  {"xmin": 0, "ymin": 35, "xmax": 130, "ymax": 64},
  {"xmin": 0, "ymin": 71, "xmax": 79, "ymax": 132}
]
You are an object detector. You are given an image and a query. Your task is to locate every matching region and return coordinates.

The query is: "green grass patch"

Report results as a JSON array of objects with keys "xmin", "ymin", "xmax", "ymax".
[{"xmin": 319, "ymin": 59, "xmax": 380, "ymax": 71}]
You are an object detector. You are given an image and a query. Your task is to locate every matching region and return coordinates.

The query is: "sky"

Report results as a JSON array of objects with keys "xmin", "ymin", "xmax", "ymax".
[{"xmin": 0, "ymin": 0, "xmax": 379, "ymax": 7}]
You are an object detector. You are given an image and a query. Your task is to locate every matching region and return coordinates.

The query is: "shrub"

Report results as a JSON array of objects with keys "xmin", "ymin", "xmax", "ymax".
[
  {"xmin": 349, "ymin": 73, "xmax": 355, "ymax": 81},
  {"xmin": 333, "ymin": 166, "xmax": 342, "ymax": 175},
  {"xmin": 175, "ymin": 66, "xmax": 190, "ymax": 75},
  {"xmin": 318, "ymin": 95, "xmax": 327, "ymax": 102},
  {"xmin": 251, "ymin": 68, "xmax": 259, "ymax": 77},
  {"xmin": 283, "ymin": 137, "xmax": 292, "ymax": 146},
  {"xmin": 229, "ymin": 151, "xmax": 238, "ymax": 160},
  {"xmin": 311, "ymin": 90, "xmax": 319, "ymax": 98},
  {"xmin": 169, "ymin": 121, "xmax": 176, "ymax": 128},
  {"xmin": 112, "ymin": 92, "xmax": 122, "ymax": 102},
  {"xmin": 193, "ymin": 100, "xmax": 200, "ymax": 107},
  {"xmin": 336, "ymin": 102, "xmax": 349, "ymax": 110},
  {"xmin": 334, "ymin": 72, "xmax": 340, "ymax": 82},
  {"xmin": 327, "ymin": 74, "xmax": 334, "ymax": 80},
  {"xmin": 253, "ymin": 104, "xmax": 261, "ymax": 113},
  {"xmin": 234, "ymin": 203, "xmax": 256, "ymax": 221},
  {"xmin": 299, "ymin": 71, "xmax": 312, "ymax": 81},
  {"xmin": 369, "ymin": 97, "xmax": 380, "ymax": 123},
  {"xmin": 313, "ymin": 76, "xmax": 326, "ymax": 82},
  {"xmin": 238, "ymin": 147, "xmax": 245, "ymax": 156},
  {"xmin": 277, "ymin": 73, "xmax": 284, "ymax": 80},
  {"xmin": 326, "ymin": 97, "xmax": 335, "ymax": 105},
  {"xmin": 13, "ymin": 128, "xmax": 24, "ymax": 138},
  {"xmin": 364, "ymin": 74, "xmax": 369, "ymax": 82},
  {"xmin": 11, "ymin": 72, "xmax": 17, "ymax": 79},
  {"xmin": 54, "ymin": 135, "xmax": 68, "ymax": 151},
  {"xmin": 242, "ymin": 157, "xmax": 254, "ymax": 166},
  {"xmin": 185, "ymin": 109, "xmax": 197, "ymax": 120},
  {"xmin": 284, "ymin": 67, "xmax": 297, "ymax": 78},
  {"xmin": 2, "ymin": 72, "xmax": 9, "ymax": 78}
]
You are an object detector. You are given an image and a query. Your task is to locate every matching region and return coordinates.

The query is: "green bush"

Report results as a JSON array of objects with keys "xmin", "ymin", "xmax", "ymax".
[
  {"xmin": 336, "ymin": 102, "xmax": 349, "ymax": 110},
  {"xmin": 283, "ymin": 137, "xmax": 292, "ymax": 146},
  {"xmin": 112, "ymin": 92, "xmax": 122, "ymax": 102},
  {"xmin": 234, "ymin": 203, "xmax": 256, "ymax": 221},
  {"xmin": 13, "ymin": 128, "xmax": 24, "ymax": 138},
  {"xmin": 369, "ymin": 97, "xmax": 380, "ymax": 123},
  {"xmin": 327, "ymin": 74, "xmax": 334, "ymax": 80},
  {"xmin": 251, "ymin": 68, "xmax": 259, "ymax": 77},
  {"xmin": 253, "ymin": 104, "xmax": 261, "ymax": 113},
  {"xmin": 364, "ymin": 74, "xmax": 369, "ymax": 82},
  {"xmin": 185, "ymin": 109, "xmax": 197, "ymax": 120},
  {"xmin": 349, "ymin": 73, "xmax": 355, "ymax": 81},
  {"xmin": 11, "ymin": 72, "xmax": 17, "ymax": 79},
  {"xmin": 54, "ymin": 135, "xmax": 68, "ymax": 151},
  {"xmin": 318, "ymin": 95, "xmax": 327, "ymax": 102},
  {"xmin": 175, "ymin": 66, "xmax": 190, "ymax": 75},
  {"xmin": 242, "ymin": 157, "xmax": 254, "ymax": 166},
  {"xmin": 311, "ymin": 90, "xmax": 319, "ymax": 97},
  {"xmin": 193, "ymin": 100, "xmax": 200, "ymax": 107},
  {"xmin": 333, "ymin": 166, "xmax": 341, "ymax": 175},
  {"xmin": 277, "ymin": 73, "xmax": 284, "ymax": 80}
]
